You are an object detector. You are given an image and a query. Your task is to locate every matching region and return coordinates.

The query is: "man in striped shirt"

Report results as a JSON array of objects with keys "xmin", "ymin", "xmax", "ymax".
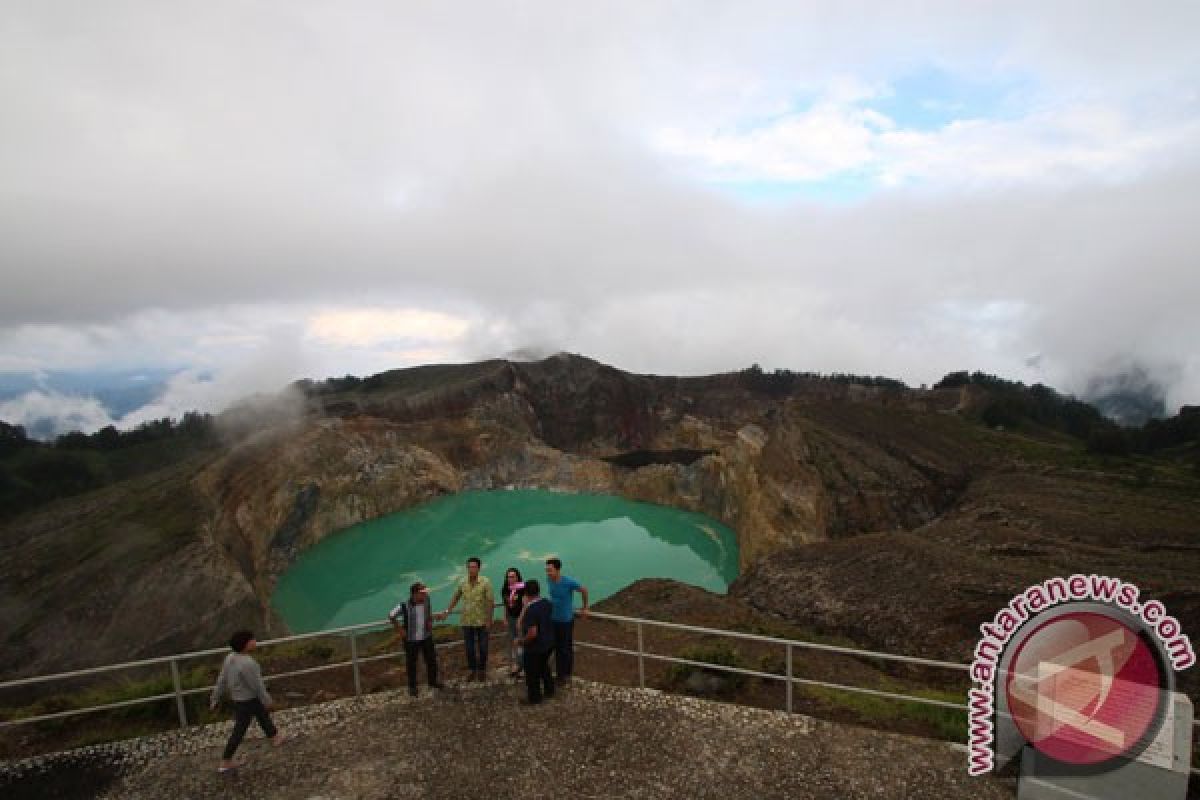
[{"xmin": 389, "ymin": 581, "xmax": 442, "ymax": 696}]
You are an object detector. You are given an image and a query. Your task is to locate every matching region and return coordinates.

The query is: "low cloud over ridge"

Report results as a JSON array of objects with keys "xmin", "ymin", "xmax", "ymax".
[{"xmin": 2, "ymin": 2, "xmax": 1198, "ymax": 419}]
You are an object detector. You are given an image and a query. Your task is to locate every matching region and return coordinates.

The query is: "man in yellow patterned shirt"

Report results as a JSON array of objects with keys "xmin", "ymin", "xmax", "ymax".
[{"xmin": 439, "ymin": 556, "xmax": 494, "ymax": 681}]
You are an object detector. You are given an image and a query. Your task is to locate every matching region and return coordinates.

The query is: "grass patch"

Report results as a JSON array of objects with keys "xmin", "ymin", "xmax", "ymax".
[
  {"xmin": 666, "ymin": 642, "xmax": 747, "ymax": 691},
  {"xmin": 0, "ymin": 664, "xmax": 215, "ymax": 731},
  {"xmin": 300, "ymin": 642, "xmax": 336, "ymax": 661},
  {"xmin": 958, "ymin": 422, "xmax": 1200, "ymax": 494},
  {"xmin": 802, "ymin": 683, "xmax": 966, "ymax": 742}
]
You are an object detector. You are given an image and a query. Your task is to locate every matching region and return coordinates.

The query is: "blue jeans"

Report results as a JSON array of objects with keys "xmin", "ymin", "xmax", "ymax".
[
  {"xmin": 553, "ymin": 619, "xmax": 574, "ymax": 678},
  {"xmin": 462, "ymin": 626, "xmax": 488, "ymax": 671}
]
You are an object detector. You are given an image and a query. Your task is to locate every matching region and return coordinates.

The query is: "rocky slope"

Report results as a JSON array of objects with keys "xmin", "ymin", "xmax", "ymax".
[
  {"xmin": 2, "ymin": 354, "xmax": 1197, "ymax": 687},
  {"xmin": 734, "ymin": 458, "xmax": 1200, "ymax": 696},
  {"xmin": 196, "ymin": 356, "xmax": 976, "ymax": 611}
]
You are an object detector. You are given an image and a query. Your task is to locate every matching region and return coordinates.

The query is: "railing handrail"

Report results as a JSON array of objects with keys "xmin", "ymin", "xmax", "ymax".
[
  {"xmin": 0, "ymin": 618, "xmax": 396, "ymax": 691},
  {"xmin": 0, "ymin": 606, "xmax": 965, "ymax": 694},
  {"xmin": 584, "ymin": 610, "xmax": 970, "ymax": 671},
  {"xmin": 2, "ymin": 603, "xmax": 1197, "ymax": 781}
]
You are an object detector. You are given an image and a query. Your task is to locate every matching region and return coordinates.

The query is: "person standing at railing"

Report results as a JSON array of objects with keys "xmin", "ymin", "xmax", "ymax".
[
  {"xmin": 437, "ymin": 556, "xmax": 494, "ymax": 681},
  {"xmin": 545, "ymin": 557, "xmax": 589, "ymax": 686},
  {"xmin": 500, "ymin": 566, "xmax": 526, "ymax": 678},
  {"xmin": 518, "ymin": 579, "xmax": 556, "ymax": 705},
  {"xmin": 389, "ymin": 581, "xmax": 443, "ymax": 697},
  {"xmin": 209, "ymin": 630, "xmax": 287, "ymax": 773}
]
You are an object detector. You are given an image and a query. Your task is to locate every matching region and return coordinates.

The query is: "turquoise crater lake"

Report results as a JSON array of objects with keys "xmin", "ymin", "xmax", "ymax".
[{"xmin": 271, "ymin": 489, "xmax": 739, "ymax": 632}]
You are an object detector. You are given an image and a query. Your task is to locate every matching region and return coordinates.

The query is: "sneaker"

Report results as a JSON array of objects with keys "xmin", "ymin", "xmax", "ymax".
[{"xmin": 518, "ymin": 697, "xmax": 541, "ymax": 706}]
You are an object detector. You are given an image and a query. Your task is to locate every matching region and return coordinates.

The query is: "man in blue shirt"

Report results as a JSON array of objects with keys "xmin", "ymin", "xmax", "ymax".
[
  {"xmin": 518, "ymin": 578, "xmax": 556, "ymax": 704},
  {"xmin": 545, "ymin": 557, "xmax": 589, "ymax": 685}
]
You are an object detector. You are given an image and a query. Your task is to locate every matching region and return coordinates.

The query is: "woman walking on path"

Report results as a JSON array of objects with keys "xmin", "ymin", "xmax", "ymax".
[
  {"xmin": 501, "ymin": 567, "xmax": 526, "ymax": 677},
  {"xmin": 210, "ymin": 630, "xmax": 286, "ymax": 772}
]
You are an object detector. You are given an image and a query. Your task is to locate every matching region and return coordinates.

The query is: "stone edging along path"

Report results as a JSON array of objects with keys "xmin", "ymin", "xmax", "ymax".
[{"xmin": 1, "ymin": 679, "xmax": 437, "ymax": 782}]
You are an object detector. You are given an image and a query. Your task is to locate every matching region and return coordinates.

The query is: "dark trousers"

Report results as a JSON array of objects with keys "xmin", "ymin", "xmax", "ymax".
[
  {"xmin": 462, "ymin": 626, "xmax": 488, "ymax": 671},
  {"xmin": 404, "ymin": 636, "xmax": 438, "ymax": 689},
  {"xmin": 552, "ymin": 620, "xmax": 574, "ymax": 678},
  {"xmin": 222, "ymin": 698, "xmax": 276, "ymax": 760},
  {"xmin": 524, "ymin": 648, "xmax": 555, "ymax": 703}
]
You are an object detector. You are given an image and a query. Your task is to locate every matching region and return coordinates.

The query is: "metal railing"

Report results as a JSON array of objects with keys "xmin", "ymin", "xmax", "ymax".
[
  {"xmin": 2, "ymin": 607, "xmax": 1198, "ymax": 778},
  {"xmin": 578, "ymin": 610, "xmax": 968, "ymax": 713},
  {"xmin": 0, "ymin": 616, "xmax": 469, "ymax": 730},
  {"xmin": 577, "ymin": 610, "xmax": 1199, "ymax": 778}
]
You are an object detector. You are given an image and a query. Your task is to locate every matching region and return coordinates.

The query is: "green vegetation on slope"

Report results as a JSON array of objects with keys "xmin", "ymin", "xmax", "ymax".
[
  {"xmin": 934, "ymin": 370, "xmax": 1200, "ymax": 464},
  {"xmin": 296, "ymin": 360, "xmax": 508, "ymax": 399},
  {"xmin": 801, "ymin": 683, "xmax": 967, "ymax": 742},
  {"xmin": 739, "ymin": 364, "xmax": 907, "ymax": 394},
  {"xmin": 0, "ymin": 415, "xmax": 219, "ymax": 520}
]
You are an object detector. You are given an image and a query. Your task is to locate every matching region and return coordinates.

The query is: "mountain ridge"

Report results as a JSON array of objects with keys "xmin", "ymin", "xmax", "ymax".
[{"xmin": 1, "ymin": 354, "xmax": 1197, "ymax": 693}]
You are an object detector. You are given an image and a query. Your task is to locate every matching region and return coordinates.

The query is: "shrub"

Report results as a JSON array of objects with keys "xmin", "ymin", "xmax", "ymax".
[
  {"xmin": 667, "ymin": 642, "xmax": 747, "ymax": 691},
  {"xmin": 301, "ymin": 643, "xmax": 336, "ymax": 661}
]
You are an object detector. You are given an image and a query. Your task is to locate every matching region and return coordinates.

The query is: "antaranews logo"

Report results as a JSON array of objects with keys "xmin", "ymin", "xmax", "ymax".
[{"xmin": 967, "ymin": 574, "xmax": 1194, "ymax": 777}]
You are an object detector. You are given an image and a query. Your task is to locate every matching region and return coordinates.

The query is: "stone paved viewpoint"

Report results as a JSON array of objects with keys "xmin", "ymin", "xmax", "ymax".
[{"xmin": 4, "ymin": 679, "xmax": 1016, "ymax": 799}]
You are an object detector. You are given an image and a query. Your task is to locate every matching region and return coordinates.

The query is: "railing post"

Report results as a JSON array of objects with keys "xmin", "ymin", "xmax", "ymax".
[
  {"xmin": 636, "ymin": 622, "xmax": 645, "ymax": 689},
  {"xmin": 785, "ymin": 643, "xmax": 793, "ymax": 714},
  {"xmin": 350, "ymin": 633, "xmax": 362, "ymax": 697},
  {"xmin": 169, "ymin": 658, "xmax": 187, "ymax": 729}
]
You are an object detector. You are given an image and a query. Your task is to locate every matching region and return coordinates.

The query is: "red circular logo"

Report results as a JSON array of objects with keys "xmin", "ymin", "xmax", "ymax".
[{"xmin": 1004, "ymin": 611, "xmax": 1165, "ymax": 765}]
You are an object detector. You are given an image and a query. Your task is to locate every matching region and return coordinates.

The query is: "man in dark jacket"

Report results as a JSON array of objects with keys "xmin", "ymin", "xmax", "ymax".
[
  {"xmin": 518, "ymin": 579, "xmax": 556, "ymax": 705},
  {"xmin": 389, "ymin": 581, "xmax": 442, "ymax": 696}
]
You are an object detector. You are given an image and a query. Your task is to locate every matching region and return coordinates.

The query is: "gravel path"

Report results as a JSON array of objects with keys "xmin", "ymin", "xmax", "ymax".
[{"xmin": 5, "ymin": 677, "xmax": 1015, "ymax": 799}]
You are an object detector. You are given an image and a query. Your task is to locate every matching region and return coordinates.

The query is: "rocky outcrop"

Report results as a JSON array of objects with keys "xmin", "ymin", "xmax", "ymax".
[
  {"xmin": 194, "ymin": 417, "xmax": 464, "ymax": 614},
  {"xmin": 186, "ymin": 357, "xmax": 977, "ymax": 636},
  {"xmin": 732, "ymin": 466, "xmax": 1200, "ymax": 697},
  {"xmin": 1, "ymin": 355, "xmax": 984, "ymax": 676}
]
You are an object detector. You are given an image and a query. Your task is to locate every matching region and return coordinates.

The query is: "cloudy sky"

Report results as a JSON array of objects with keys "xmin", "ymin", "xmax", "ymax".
[{"xmin": 2, "ymin": 1, "xmax": 1199, "ymax": 433}]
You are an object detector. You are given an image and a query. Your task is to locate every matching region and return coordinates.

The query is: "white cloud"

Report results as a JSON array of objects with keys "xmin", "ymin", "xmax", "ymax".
[
  {"xmin": 657, "ymin": 101, "xmax": 889, "ymax": 182},
  {"xmin": 876, "ymin": 106, "xmax": 1200, "ymax": 188},
  {"xmin": 657, "ymin": 95, "xmax": 1200, "ymax": 190},
  {"xmin": 0, "ymin": 391, "xmax": 115, "ymax": 438},
  {"xmin": 1, "ymin": 2, "xmax": 1199, "ymax": 417},
  {"xmin": 115, "ymin": 347, "xmax": 303, "ymax": 430},
  {"xmin": 305, "ymin": 308, "xmax": 471, "ymax": 348}
]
